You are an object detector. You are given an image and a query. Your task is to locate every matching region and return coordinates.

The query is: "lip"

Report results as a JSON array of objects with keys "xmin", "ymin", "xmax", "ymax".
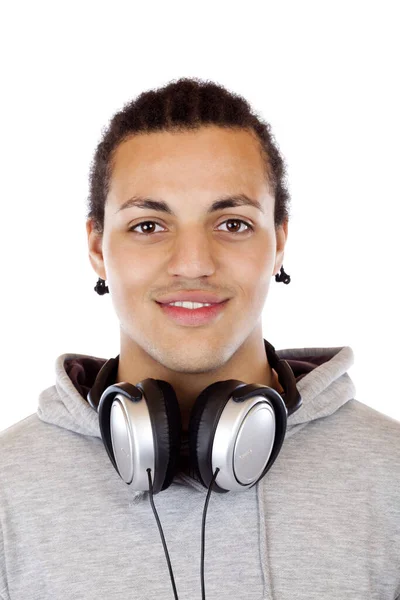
[
  {"xmin": 156, "ymin": 299, "xmax": 229, "ymax": 327},
  {"xmin": 156, "ymin": 291, "xmax": 228, "ymax": 304}
]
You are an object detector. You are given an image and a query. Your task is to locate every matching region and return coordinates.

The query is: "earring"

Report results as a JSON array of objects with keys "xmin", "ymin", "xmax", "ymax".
[
  {"xmin": 275, "ymin": 266, "xmax": 291, "ymax": 284},
  {"xmin": 94, "ymin": 278, "xmax": 109, "ymax": 295},
  {"xmin": 94, "ymin": 267, "xmax": 290, "ymax": 295}
]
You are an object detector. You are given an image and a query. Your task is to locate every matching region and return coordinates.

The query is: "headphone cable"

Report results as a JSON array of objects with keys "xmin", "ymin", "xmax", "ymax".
[
  {"xmin": 146, "ymin": 466, "xmax": 221, "ymax": 600},
  {"xmin": 200, "ymin": 468, "xmax": 220, "ymax": 600},
  {"xmin": 147, "ymin": 469, "xmax": 180, "ymax": 600}
]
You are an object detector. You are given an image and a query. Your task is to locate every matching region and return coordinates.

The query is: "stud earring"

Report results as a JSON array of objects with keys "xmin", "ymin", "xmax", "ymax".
[
  {"xmin": 94, "ymin": 278, "xmax": 109, "ymax": 295},
  {"xmin": 274, "ymin": 266, "xmax": 291, "ymax": 284}
]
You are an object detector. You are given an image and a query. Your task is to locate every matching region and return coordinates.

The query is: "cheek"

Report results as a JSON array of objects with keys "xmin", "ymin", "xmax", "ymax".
[
  {"xmin": 110, "ymin": 259, "xmax": 158, "ymax": 297},
  {"xmin": 230, "ymin": 242, "xmax": 274, "ymax": 314},
  {"xmin": 103, "ymin": 237, "xmax": 161, "ymax": 297},
  {"xmin": 232, "ymin": 242, "xmax": 273, "ymax": 286}
]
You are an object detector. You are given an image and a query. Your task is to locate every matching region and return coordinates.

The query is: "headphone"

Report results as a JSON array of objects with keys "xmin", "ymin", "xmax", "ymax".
[
  {"xmin": 87, "ymin": 338, "xmax": 302, "ymax": 494},
  {"xmin": 87, "ymin": 337, "xmax": 302, "ymax": 599}
]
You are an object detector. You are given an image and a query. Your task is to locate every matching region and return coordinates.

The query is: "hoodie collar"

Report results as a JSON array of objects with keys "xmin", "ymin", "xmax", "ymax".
[{"xmin": 37, "ymin": 344, "xmax": 356, "ymax": 440}]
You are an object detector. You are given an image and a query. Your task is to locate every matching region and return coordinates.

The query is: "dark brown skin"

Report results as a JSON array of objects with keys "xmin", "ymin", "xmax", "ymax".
[{"xmin": 86, "ymin": 125, "xmax": 287, "ymax": 432}]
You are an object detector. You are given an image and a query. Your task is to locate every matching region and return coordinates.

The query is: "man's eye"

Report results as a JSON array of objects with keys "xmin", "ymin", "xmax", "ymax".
[
  {"xmin": 128, "ymin": 219, "xmax": 254, "ymax": 236},
  {"xmin": 128, "ymin": 221, "xmax": 164, "ymax": 235}
]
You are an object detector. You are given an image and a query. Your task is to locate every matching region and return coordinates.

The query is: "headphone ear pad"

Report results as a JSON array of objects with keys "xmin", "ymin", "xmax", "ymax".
[
  {"xmin": 143, "ymin": 379, "xmax": 182, "ymax": 492},
  {"xmin": 187, "ymin": 386, "xmax": 210, "ymax": 486},
  {"xmin": 188, "ymin": 381, "xmax": 237, "ymax": 489}
]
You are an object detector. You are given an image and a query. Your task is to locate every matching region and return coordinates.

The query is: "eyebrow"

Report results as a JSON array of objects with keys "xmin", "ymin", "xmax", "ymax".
[{"xmin": 114, "ymin": 193, "xmax": 264, "ymax": 215}]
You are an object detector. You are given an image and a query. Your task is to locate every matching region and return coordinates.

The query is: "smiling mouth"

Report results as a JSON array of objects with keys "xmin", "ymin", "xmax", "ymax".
[{"xmin": 155, "ymin": 299, "xmax": 230, "ymax": 326}]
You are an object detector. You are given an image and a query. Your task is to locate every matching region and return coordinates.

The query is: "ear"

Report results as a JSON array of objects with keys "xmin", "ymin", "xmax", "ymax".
[
  {"xmin": 273, "ymin": 219, "xmax": 288, "ymax": 277},
  {"xmin": 86, "ymin": 219, "xmax": 107, "ymax": 280}
]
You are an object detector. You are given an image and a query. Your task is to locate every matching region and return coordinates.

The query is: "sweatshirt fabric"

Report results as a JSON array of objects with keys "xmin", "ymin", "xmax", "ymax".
[{"xmin": 0, "ymin": 342, "xmax": 400, "ymax": 600}]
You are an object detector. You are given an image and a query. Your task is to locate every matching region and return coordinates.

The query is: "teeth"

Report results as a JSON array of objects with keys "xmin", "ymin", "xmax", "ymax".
[{"xmin": 167, "ymin": 301, "xmax": 213, "ymax": 309}]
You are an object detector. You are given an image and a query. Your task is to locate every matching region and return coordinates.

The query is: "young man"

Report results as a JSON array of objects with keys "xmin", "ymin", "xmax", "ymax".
[{"xmin": 1, "ymin": 78, "xmax": 399, "ymax": 600}]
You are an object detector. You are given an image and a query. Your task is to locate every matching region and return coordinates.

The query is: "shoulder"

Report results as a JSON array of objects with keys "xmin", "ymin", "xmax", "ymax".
[
  {"xmin": 340, "ymin": 399, "xmax": 400, "ymax": 445},
  {"xmin": 317, "ymin": 399, "xmax": 400, "ymax": 485},
  {"xmin": 0, "ymin": 414, "xmax": 55, "ymax": 480}
]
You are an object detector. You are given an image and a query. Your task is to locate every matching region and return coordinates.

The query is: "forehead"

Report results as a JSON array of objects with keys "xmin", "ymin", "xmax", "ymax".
[{"xmin": 107, "ymin": 126, "xmax": 270, "ymax": 204}]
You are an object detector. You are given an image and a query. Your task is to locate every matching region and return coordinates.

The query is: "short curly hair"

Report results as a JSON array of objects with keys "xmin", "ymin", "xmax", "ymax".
[{"xmin": 86, "ymin": 77, "xmax": 292, "ymax": 235}]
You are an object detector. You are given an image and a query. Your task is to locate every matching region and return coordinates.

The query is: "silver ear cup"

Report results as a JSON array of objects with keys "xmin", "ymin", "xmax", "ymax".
[
  {"xmin": 209, "ymin": 393, "xmax": 276, "ymax": 492},
  {"xmin": 110, "ymin": 393, "xmax": 155, "ymax": 489}
]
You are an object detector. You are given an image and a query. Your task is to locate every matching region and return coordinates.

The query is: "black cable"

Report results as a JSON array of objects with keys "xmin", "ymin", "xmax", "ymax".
[
  {"xmin": 200, "ymin": 468, "xmax": 220, "ymax": 600},
  {"xmin": 146, "ymin": 465, "xmax": 221, "ymax": 600},
  {"xmin": 147, "ymin": 468, "xmax": 180, "ymax": 600}
]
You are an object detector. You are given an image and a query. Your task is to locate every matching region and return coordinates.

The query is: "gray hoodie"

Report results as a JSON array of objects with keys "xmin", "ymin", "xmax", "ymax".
[{"xmin": 1, "ymin": 342, "xmax": 400, "ymax": 600}]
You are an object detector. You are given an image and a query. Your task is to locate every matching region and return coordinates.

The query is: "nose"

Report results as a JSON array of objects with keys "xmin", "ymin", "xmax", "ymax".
[{"xmin": 166, "ymin": 227, "xmax": 217, "ymax": 278}]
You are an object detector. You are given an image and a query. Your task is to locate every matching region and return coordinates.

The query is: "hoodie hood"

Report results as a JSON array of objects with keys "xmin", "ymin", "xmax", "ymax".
[{"xmin": 37, "ymin": 342, "xmax": 356, "ymax": 443}]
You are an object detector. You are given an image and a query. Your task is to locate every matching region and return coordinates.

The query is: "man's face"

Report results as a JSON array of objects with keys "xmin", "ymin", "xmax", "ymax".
[{"xmin": 87, "ymin": 125, "xmax": 287, "ymax": 374}]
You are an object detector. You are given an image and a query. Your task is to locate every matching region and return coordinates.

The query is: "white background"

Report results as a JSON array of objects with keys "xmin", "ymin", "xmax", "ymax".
[{"xmin": 0, "ymin": 0, "xmax": 399, "ymax": 432}]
